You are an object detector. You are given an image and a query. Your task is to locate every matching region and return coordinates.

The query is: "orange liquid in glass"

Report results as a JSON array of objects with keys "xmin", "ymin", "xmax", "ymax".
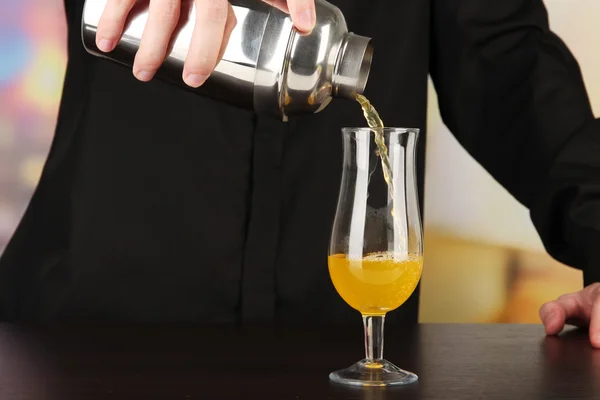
[{"xmin": 328, "ymin": 252, "xmax": 423, "ymax": 315}]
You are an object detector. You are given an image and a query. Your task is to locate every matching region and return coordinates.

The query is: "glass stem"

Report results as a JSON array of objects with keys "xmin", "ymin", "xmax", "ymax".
[{"xmin": 363, "ymin": 315, "xmax": 385, "ymax": 362}]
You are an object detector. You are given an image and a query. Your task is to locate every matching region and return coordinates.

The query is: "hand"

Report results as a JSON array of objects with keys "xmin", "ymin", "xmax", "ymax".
[
  {"xmin": 539, "ymin": 283, "xmax": 600, "ymax": 347},
  {"xmin": 95, "ymin": 0, "xmax": 316, "ymax": 88}
]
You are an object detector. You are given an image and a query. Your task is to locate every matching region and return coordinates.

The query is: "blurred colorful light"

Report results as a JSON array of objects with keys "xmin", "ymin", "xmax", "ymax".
[
  {"xmin": 19, "ymin": 42, "xmax": 66, "ymax": 116},
  {"xmin": 0, "ymin": 26, "xmax": 33, "ymax": 87},
  {"xmin": 19, "ymin": 155, "xmax": 46, "ymax": 188},
  {"xmin": 0, "ymin": 115, "xmax": 15, "ymax": 149}
]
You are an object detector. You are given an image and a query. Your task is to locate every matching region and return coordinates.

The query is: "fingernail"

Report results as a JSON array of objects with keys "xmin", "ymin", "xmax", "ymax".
[
  {"xmin": 540, "ymin": 310, "xmax": 552, "ymax": 325},
  {"xmin": 594, "ymin": 332, "xmax": 600, "ymax": 343},
  {"xmin": 184, "ymin": 73, "xmax": 208, "ymax": 88},
  {"xmin": 134, "ymin": 70, "xmax": 153, "ymax": 82},
  {"xmin": 539, "ymin": 304, "xmax": 552, "ymax": 321},
  {"xmin": 298, "ymin": 9, "xmax": 315, "ymax": 31},
  {"xmin": 97, "ymin": 38, "xmax": 114, "ymax": 52}
]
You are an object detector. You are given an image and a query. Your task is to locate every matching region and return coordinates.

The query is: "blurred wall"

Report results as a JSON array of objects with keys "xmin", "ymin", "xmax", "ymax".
[{"xmin": 0, "ymin": 0, "xmax": 598, "ymax": 323}]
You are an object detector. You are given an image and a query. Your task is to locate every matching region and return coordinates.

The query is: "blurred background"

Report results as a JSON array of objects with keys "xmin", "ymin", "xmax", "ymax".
[
  {"xmin": 0, "ymin": 0, "xmax": 597, "ymax": 323},
  {"xmin": 420, "ymin": 0, "xmax": 600, "ymax": 323},
  {"xmin": 0, "ymin": 0, "xmax": 67, "ymax": 252}
]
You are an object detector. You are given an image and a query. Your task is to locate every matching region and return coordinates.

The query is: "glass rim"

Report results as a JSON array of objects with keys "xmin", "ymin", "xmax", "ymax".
[{"xmin": 341, "ymin": 127, "xmax": 420, "ymax": 134}]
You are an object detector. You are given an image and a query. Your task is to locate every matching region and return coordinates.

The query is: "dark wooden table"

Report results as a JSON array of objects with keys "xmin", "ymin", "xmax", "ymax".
[{"xmin": 0, "ymin": 323, "xmax": 598, "ymax": 399}]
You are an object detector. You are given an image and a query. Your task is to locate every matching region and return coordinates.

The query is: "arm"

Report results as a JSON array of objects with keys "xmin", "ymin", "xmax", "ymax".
[
  {"xmin": 431, "ymin": 0, "xmax": 599, "ymax": 280},
  {"xmin": 431, "ymin": 0, "xmax": 600, "ymax": 339}
]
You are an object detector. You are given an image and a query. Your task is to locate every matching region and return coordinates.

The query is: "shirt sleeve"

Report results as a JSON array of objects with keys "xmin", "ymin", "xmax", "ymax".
[{"xmin": 430, "ymin": 0, "xmax": 600, "ymax": 285}]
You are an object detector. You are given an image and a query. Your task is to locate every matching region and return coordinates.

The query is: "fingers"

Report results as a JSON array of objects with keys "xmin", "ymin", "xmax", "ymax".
[
  {"xmin": 133, "ymin": 0, "xmax": 181, "ymax": 82},
  {"xmin": 262, "ymin": 0, "xmax": 314, "ymax": 32},
  {"xmin": 539, "ymin": 293, "xmax": 587, "ymax": 336},
  {"xmin": 539, "ymin": 301, "xmax": 567, "ymax": 336},
  {"xmin": 588, "ymin": 295, "xmax": 600, "ymax": 348},
  {"xmin": 96, "ymin": 0, "xmax": 137, "ymax": 52},
  {"xmin": 183, "ymin": 0, "xmax": 229, "ymax": 88},
  {"xmin": 286, "ymin": 0, "xmax": 315, "ymax": 33},
  {"xmin": 215, "ymin": 4, "xmax": 237, "ymax": 63}
]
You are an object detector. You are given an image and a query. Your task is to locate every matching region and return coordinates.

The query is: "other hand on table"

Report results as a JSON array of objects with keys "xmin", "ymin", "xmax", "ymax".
[{"xmin": 540, "ymin": 282, "xmax": 600, "ymax": 348}]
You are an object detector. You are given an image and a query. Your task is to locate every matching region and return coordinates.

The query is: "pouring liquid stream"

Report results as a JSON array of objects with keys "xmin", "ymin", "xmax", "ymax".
[
  {"xmin": 355, "ymin": 94, "xmax": 394, "ymax": 199},
  {"xmin": 355, "ymin": 94, "xmax": 405, "ymax": 258}
]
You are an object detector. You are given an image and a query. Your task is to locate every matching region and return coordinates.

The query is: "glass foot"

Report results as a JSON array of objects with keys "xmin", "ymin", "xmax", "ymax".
[{"xmin": 329, "ymin": 359, "xmax": 418, "ymax": 387}]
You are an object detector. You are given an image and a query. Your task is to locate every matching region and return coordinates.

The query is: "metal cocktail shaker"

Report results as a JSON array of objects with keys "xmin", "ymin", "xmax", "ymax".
[{"xmin": 81, "ymin": 0, "xmax": 373, "ymax": 121}]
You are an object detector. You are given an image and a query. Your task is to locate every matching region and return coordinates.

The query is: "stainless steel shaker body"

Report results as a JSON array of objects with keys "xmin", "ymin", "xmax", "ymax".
[{"xmin": 81, "ymin": 0, "xmax": 373, "ymax": 121}]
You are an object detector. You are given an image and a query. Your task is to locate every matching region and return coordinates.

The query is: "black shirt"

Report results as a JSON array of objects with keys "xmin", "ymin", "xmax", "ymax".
[{"xmin": 0, "ymin": 0, "xmax": 597, "ymax": 324}]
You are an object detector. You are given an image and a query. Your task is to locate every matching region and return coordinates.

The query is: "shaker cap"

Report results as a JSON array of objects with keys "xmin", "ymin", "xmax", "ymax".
[{"xmin": 333, "ymin": 33, "xmax": 373, "ymax": 100}]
